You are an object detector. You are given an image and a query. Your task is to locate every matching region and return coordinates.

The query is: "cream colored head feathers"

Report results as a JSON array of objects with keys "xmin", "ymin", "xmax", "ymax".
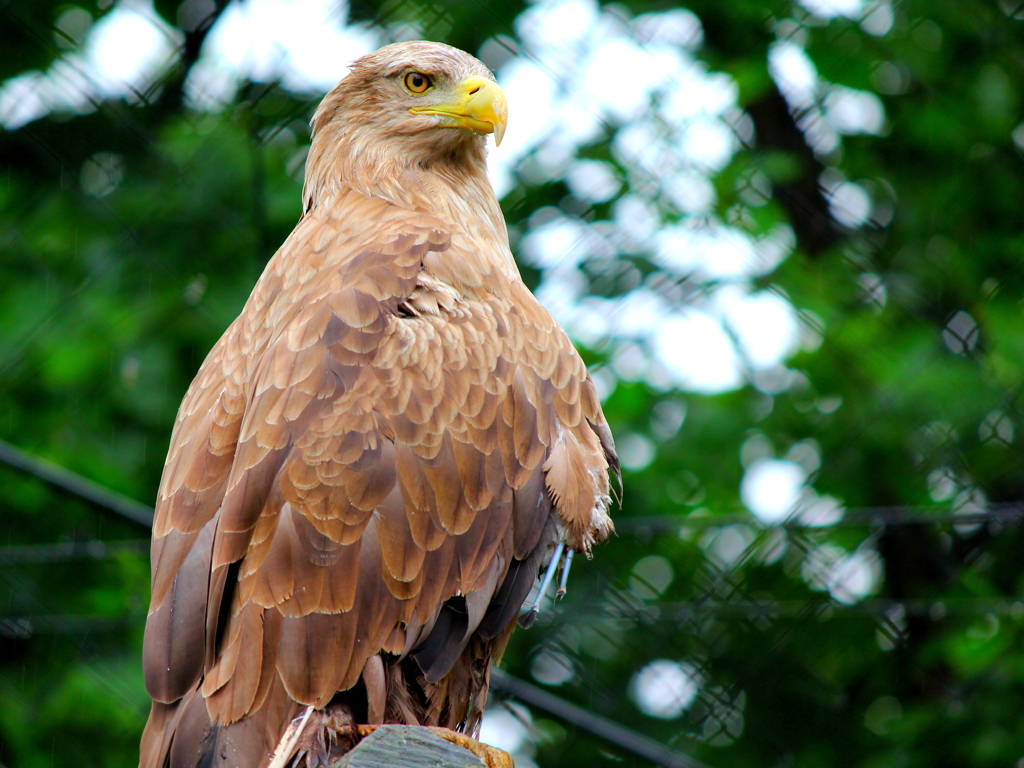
[{"xmin": 303, "ymin": 41, "xmax": 507, "ymax": 210}]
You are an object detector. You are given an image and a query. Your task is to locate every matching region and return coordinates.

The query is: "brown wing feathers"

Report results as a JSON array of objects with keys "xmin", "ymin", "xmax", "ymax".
[{"xmin": 143, "ymin": 199, "xmax": 609, "ymax": 765}]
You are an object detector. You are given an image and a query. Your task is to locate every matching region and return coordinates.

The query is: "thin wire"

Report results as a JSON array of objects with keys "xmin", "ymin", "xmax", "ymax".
[
  {"xmin": 0, "ymin": 569, "xmax": 148, "ymax": 710},
  {"xmin": 1, "ymin": 614, "xmax": 139, "ymax": 638},
  {"xmin": 619, "ymin": 503, "xmax": 1024, "ymax": 533},
  {"xmin": 0, "ymin": 539, "xmax": 149, "ymax": 566},
  {"xmin": 0, "ymin": 443, "xmax": 710, "ymax": 767},
  {"xmin": 560, "ymin": 597, "xmax": 1024, "ymax": 621},
  {"xmin": 6, "ymin": 447, "xmax": 1021, "ymax": 767},
  {"xmin": 14, "ymin": 593, "xmax": 1010, "ymax": 638},
  {"xmin": 490, "ymin": 668, "xmax": 712, "ymax": 768},
  {"xmin": 4, "ymin": 437, "xmax": 1020, "ymax": 538},
  {"xmin": 0, "ymin": 439, "xmax": 153, "ymax": 529},
  {"xmin": 0, "ymin": 597, "xmax": 714, "ymax": 768}
]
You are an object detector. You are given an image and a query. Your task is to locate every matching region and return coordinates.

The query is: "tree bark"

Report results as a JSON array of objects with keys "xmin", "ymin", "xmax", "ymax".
[{"xmin": 328, "ymin": 725, "xmax": 508, "ymax": 768}]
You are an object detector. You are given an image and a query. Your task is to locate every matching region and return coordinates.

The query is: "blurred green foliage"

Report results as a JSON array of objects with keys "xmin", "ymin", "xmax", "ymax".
[{"xmin": 3, "ymin": 1, "xmax": 1024, "ymax": 767}]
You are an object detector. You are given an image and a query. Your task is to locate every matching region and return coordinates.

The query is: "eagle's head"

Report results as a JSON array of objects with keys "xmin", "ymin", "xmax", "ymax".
[{"xmin": 304, "ymin": 41, "xmax": 507, "ymax": 208}]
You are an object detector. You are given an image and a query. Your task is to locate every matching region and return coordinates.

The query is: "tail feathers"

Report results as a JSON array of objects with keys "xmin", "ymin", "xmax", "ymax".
[
  {"xmin": 140, "ymin": 679, "xmax": 303, "ymax": 768},
  {"xmin": 478, "ymin": 520, "xmax": 555, "ymax": 638}
]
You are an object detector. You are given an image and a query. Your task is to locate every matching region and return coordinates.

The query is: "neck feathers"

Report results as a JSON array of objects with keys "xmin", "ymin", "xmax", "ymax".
[{"xmin": 302, "ymin": 89, "xmax": 493, "ymax": 214}]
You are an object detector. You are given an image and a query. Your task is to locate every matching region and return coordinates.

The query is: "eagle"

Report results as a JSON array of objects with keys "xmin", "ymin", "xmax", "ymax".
[{"xmin": 140, "ymin": 41, "xmax": 617, "ymax": 768}]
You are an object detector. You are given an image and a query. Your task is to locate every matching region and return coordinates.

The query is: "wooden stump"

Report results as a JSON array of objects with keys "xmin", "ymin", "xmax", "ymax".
[{"xmin": 329, "ymin": 725, "xmax": 511, "ymax": 768}]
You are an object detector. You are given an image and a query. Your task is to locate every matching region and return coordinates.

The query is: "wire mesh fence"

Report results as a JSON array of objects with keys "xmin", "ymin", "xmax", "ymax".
[{"xmin": 3, "ymin": 1, "xmax": 1024, "ymax": 767}]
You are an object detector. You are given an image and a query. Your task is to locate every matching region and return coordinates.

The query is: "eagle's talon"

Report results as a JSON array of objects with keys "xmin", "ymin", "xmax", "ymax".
[
  {"xmin": 353, "ymin": 724, "xmax": 383, "ymax": 739},
  {"xmin": 426, "ymin": 727, "xmax": 515, "ymax": 768}
]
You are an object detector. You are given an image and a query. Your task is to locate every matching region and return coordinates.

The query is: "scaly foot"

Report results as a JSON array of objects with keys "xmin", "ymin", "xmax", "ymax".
[{"xmin": 426, "ymin": 727, "xmax": 515, "ymax": 768}]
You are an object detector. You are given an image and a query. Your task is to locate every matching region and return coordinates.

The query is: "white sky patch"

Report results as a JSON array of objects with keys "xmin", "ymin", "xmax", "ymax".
[
  {"xmin": 663, "ymin": 172, "xmax": 716, "ymax": 215},
  {"xmin": 479, "ymin": 703, "xmax": 538, "ymax": 768},
  {"xmin": 653, "ymin": 220, "xmax": 761, "ymax": 280},
  {"xmin": 769, "ymin": 41, "xmax": 818, "ymax": 108},
  {"xmin": 630, "ymin": 660, "xmax": 702, "ymax": 719},
  {"xmin": 678, "ymin": 117, "xmax": 737, "ymax": 172},
  {"xmin": 186, "ymin": 0, "xmax": 379, "ymax": 108},
  {"xmin": 489, "ymin": 58, "xmax": 561, "ymax": 197},
  {"xmin": 861, "ymin": 0, "xmax": 894, "ymax": 36},
  {"xmin": 801, "ymin": 543, "xmax": 882, "ymax": 604},
  {"xmin": 796, "ymin": 0, "xmax": 864, "ymax": 18},
  {"xmin": 565, "ymin": 159, "xmax": 621, "ymax": 203},
  {"xmin": 617, "ymin": 432, "xmax": 656, "ymax": 470},
  {"xmin": 613, "ymin": 120, "xmax": 666, "ymax": 176},
  {"xmin": 824, "ymin": 86, "xmax": 886, "ymax": 134},
  {"xmin": 606, "ymin": 288, "xmax": 672, "ymax": 339},
  {"xmin": 520, "ymin": 214, "xmax": 591, "ymax": 269},
  {"xmin": 757, "ymin": 226, "xmax": 797, "ymax": 274},
  {"xmin": 578, "ymin": 272, "xmax": 800, "ymax": 394},
  {"xmin": 581, "ymin": 38, "xmax": 677, "ymax": 123},
  {"xmin": 741, "ymin": 458, "xmax": 806, "ymax": 524},
  {"xmin": 516, "ymin": 0, "xmax": 599, "ymax": 51},
  {"xmin": 827, "ymin": 549, "xmax": 882, "ymax": 604},
  {"xmin": 821, "ymin": 170, "xmax": 873, "ymax": 228},
  {"xmin": 531, "ymin": 648, "xmax": 575, "ymax": 685},
  {"xmin": 661, "ymin": 67, "xmax": 737, "ymax": 122},
  {"xmin": 87, "ymin": 1, "xmax": 181, "ymax": 96},
  {"xmin": 654, "ymin": 311, "xmax": 744, "ymax": 394},
  {"xmin": 613, "ymin": 195, "xmax": 660, "ymax": 249},
  {"xmin": 545, "ymin": 274, "xmax": 802, "ymax": 397},
  {"xmin": 799, "ymin": 493, "xmax": 846, "ymax": 527},
  {"xmin": 45, "ymin": 56, "xmax": 98, "ymax": 113},
  {"xmin": 479, "ymin": 707, "xmax": 530, "ymax": 753},
  {"xmin": 801, "ymin": 111, "xmax": 841, "ymax": 155},
  {"xmin": 0, "ymin": 0, "xmax": 180, "ymax": 129},
  {"xmin": 829, "ymin": 181, "xmax": 872, "ymax": 227},
  {"xmin": 0, "ymin": 73, "xmax": 51, "ymax": 128},
  {"xmin": 490, "ymin": 0, "xmax": 742, "ymax": 198},
  {"xmin": 537, "ymin": 279, "xmax": 597, "ymax": 340},
  {"xmin": 769, "ymin": 36, "xmax": 886, "ymax": 159},
  {"xmin": 717, "ymin": 286, "xmax": 800, "ymax": 369},
  {"xmin": 635, "ymin": 9, "xmax": 703, "ymax": 49},
  {"xmin": 703, "ymin": 524, "xmax": 756, "ymax": 569},
  {"xmin": 631, "ymin": 554, "xmax": 675, "ymax": 598}
]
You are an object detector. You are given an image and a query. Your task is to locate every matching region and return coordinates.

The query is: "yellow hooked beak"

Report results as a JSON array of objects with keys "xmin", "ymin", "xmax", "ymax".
[{"xmin": 409, "ymin": 76, "xmax": 508, "ymax": 146}]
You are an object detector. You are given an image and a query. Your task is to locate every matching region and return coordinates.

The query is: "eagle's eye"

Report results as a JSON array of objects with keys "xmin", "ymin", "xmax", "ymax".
[{"xmin": 403, "ymin": 72, "xmax": 433, "ymax": 94}]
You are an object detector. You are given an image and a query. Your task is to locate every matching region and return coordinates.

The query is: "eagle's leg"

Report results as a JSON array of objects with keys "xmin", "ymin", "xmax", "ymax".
[
  {"xmin": 556, "ymin": 548, "xmax": 575, "ymax": 598},
  {"xmin": 425, "ymin": 727, "xmax": 516, "ymax": 768},
  {"xmin": 520, "ymin": 541, "xmax": 566, "ymax": 626}
]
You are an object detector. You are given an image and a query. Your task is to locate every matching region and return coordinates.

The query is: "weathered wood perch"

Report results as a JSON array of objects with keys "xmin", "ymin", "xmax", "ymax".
[{"xmin": 327, "ymin": 725, "xmax": 513, "ymax": 768}]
